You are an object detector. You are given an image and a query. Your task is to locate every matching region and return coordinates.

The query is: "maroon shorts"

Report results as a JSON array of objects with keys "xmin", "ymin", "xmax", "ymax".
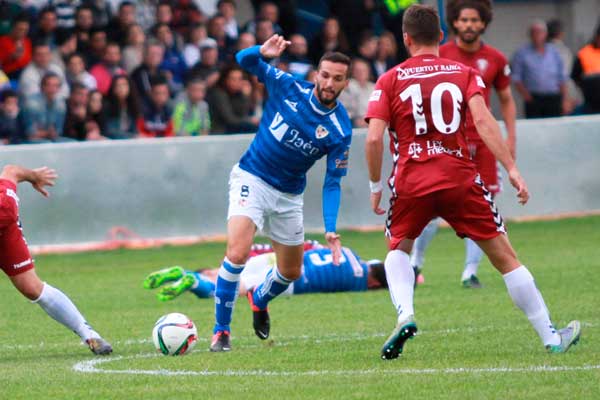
[
  {"xmin": 386, "ymin": 174, "xmax": 506, "ymax": 250},
  {"xmin": 0, "ymin": 179, "xmax": 34, "ymax": 277},
  {"xmin": 468, "ymin": 139, "xmax": 500, "ymax": 194}
]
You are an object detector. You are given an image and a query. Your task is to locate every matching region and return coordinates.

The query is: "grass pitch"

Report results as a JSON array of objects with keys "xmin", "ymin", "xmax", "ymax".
[{"xmin": 1, "ymin": 217, "xmax": 599, "ymax": 399}]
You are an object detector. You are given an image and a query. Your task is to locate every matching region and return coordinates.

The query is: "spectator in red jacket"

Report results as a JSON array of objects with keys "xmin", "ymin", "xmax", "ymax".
[
  {"xmin": 137, "ymin": 76, "xmax": 174, "ymax": 138},
  {"xmin": 0, "ymin": 15, "xmax": 32, "ymax": 80}
]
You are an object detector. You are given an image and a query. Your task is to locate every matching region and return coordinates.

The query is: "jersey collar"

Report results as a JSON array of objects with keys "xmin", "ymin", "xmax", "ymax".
[{"xmin": 309, "ymin": 89, "xmax": 338, "ymax": 116}]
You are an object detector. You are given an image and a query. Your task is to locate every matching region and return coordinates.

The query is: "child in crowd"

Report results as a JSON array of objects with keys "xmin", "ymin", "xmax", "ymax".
[
  {"xmin": 137, "ymin": 76, "xmax": 174, "ymax": 137},
  {"xmin": 172, "ymin": 77, "xmax": 211, "ymax": 136}
]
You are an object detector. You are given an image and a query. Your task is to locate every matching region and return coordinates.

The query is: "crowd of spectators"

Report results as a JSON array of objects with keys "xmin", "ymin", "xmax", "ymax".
[{"xmin": 0, "ymin": 1, "xmax": 599, "ymax": 145}]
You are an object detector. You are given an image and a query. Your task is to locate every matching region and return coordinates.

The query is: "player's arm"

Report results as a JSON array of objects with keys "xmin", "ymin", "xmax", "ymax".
[
  {"xmin": 468, "ymin": 95, "xmax": 529, "ymax": 205},
  {"xmin": 323, "ymin": 136, "xmax": 351, "ymax": 265},
  {"xmin": 496, "ymin": 86, "xmax": 517, "ymax": 160},
  {"xmin": 235, "ymin": 34, "xmax": 290, "ymax": 85},
  {"xmin": 0, "ymin": 165, "xmax": 57, "ymax": 197},
  {"xmin": 365, "ymin": 117, "xmax": 388, "ymax": 215}
]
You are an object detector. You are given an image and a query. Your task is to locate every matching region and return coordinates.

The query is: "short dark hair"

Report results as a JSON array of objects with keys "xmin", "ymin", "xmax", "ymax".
[
  {"xmin": 150, "ymin": 75, "xmax": 168, "ymax": 88},
  {"xmin": 41, "ymin": 72, "xmax": 61, "ymax": 86},
  {"xmin": 402, "ymin": 5, "xmax": 441, "ymax": 46},
  {"xmin": 446, "ymin": 0, "xmax": 493, "ymax": 35},
  {"xmin": 547, "ymin": 19, "xmax": 563, "ymax": 41},
  {"xmin": 1, "ymin": 89, "xmax": 18, "ymax": 102},
  {"xmin": 368, "ymin": 261, "xmax": 388, "ymax": 289},
  {"xmin": 317, "ymin": 52, "xmax": 352, "ymax": 78}
]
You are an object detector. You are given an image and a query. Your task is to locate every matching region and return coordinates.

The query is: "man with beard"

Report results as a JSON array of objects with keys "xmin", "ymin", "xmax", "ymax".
[
  {"xmin": 409, "ymin": 0, "xmax": 517, "ymax": 289},
  {"xmin": 209, "ymin": 34, "xmax": 352, "ymax": 352}
]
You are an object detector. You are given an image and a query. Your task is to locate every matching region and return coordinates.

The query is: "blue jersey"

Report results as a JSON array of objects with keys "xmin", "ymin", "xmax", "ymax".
[
  {"xmin": 293, "ymin": 247, "xmax": 368, "ymax": 294},
  {"xmin": 236, "ymin": 46, "xmax": 353, "ymax": 232}
]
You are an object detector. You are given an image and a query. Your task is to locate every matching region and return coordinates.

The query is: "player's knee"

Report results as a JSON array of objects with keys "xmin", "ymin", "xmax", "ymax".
[
  {"xmin": 226, "ymin": 249, "xmax": 250, "ymax": 265},
  {"xmin": 278, "ymin": 266, "xmax": 302, "ymax": 281},
  {"xmin": 17, "ymin": 280, "xmax": 44, "ymax": 300}
]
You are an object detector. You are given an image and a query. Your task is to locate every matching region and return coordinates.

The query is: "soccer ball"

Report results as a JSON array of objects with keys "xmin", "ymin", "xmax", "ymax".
[{"xmin": 152, "ymin": 313, "xmax": 198, "ymax": 356}]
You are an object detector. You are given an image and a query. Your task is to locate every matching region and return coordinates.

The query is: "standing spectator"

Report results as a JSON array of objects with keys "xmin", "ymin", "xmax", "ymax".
[
  {"xmin": 371, "ymin": 31, "xmax": 398, "ymax": 79},
  {"xmin": 137, "ymin": 76, "xmax": 174, "ymax": 138},
  {"xmin": 187, "ymin": 38, "xmax": 221, "ymax": 88},
  {"xmin": 82, "ymin": 0, "xmax": 112, "ymax": 29},
  {"xmin": 182, "ymin": 23, "xmax": 208, "ymax": 68},
  {"xmin": 0, "ymin": 90, "xmax": 27, "ymax": 144},
  {"xmin": 172, "ymin": 77, "xmax": 210, "ymax": 136},
  {"xmin": 511, "ymin": 20, "xmax": 567, "ymax": 118},
  {"xmin": 19, "ymin": 42, "xmax": 69, "ymax": 100},
  {"xmin": 131, "ymin": 40, "xmax": 167, "ymax": 103},
  {"xmin": 254, "ymin": 18, "xmax": 275, "ymax": 46},
  {"xmin": 106, "ymin": 1, "xmax": 136, "ymax": 47},
  {"xmin": 547, "ymin": 19, "xmax": 579, "ymax": 114},
  {"xmin": 74, "ymin": 5, "xmax": 94, "ymax": 48},
  {"xmin": 51, "ymin": 0, "xmax": 81, "ymax": 29},
  {"xmin": 207, "ymin": 64, "xmax": 258, "ymax": 134},
  {"xmin": 155, "ymin": 23, "xmax": 187, "ymax": 94},
  {"xmin": 207, "ymin": 13, "xmax": 234, "ymax": 61},
  {"xmin": 245, "ymin": 2, "xmax": 283, "ymax": 36},
  {"xmin": 338, "ymin": 58, "xmax": 374, "ymax": 127},
  {"xmin": 218, "ymin": 0, "xmax": 238, "ymax": 41},
  {"xmin": 571, "ymin": 23, "xmax": 600, "ymax": 114},
  {"xmin": 89, "ymin": 42, "xmax": 126, "ymax": 95},
  {"xmin": 281, "ymin": 33, "xmax": 311, "ymax": 80},
  {"xmin": 22, "ymin": 72, "xmax": 68, "ymax": 142},
  {"xmin": 309, "ymin": 17, "xmax": 350, "ymax": 65},
  {"xmin": 101, "ymin": 74, "xmax": 140, "ymax": 139},
  {"xmin": 122, "ymin": 24, "xmax": 147, "ymax": 73},
  {"xmin": 31, "ymin": 7, "xmax": 58, "ymax": 48},
  {"xmin": 82, "ymin": 27, "xmax": 107, "ymax": 67},
  {"xmin": 51, "ymin": 28, "xmax": 78, "ymax": 70},
  {"xmin": 65, "ymin": 52, "xmax": 97, "ymax": 90},
  {"xmin": 0, "ymin": 15, "xmax": 32, "ymax": 80}
]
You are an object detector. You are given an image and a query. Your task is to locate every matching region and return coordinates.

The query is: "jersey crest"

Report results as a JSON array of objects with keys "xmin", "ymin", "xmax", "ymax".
[{"xmin": 315, "ymin": 124, "xmax": 329, "ymax": 139}]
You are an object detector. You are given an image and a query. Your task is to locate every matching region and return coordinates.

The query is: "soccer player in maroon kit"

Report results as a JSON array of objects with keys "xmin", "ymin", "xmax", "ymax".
[
  {"xmin": 0, "ymin": 164, "xmax": 112, "ymax": 355},
  {"xmin": 410, "ymin": 0, "xmax": 518, "ymax": 288},
  {"xmin": 365, "ymin": 5, "xmax": 580, "ymax": 359}
]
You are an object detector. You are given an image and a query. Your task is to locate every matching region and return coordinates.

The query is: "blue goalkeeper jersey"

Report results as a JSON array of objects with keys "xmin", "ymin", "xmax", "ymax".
[
  {"xmin": 236, "ymin": 46, "xmax": 353, "ymax": 232},
  {"xmin": 293, "ymin": 247, "xmax": 368, "ymax": 294}
]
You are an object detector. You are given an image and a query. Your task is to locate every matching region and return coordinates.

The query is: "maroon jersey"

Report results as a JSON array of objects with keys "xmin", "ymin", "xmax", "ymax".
[
  {"xmin": 366, "ymin": 54, "xmax": 485, "ymax": 198},
  {"xmin": 440, "ymin": 41, "xmax": 510, "ymax": 141}
]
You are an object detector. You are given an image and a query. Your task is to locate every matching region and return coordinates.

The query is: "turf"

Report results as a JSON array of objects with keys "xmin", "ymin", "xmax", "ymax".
[{"xmin": 1, "ymin": 217, "xmax": 599, "ymax": 399}]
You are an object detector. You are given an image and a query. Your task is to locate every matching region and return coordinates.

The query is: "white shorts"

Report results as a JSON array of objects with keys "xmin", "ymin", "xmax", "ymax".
[
  {"xmin": 227, "ymin": 164, "xmax": 305, "ymax": 246},
  {"xmin": 241, "ymin": 253, "xmax": 294, "ymax": 295}
]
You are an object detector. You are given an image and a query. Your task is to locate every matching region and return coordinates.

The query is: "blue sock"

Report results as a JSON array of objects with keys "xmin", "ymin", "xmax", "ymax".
[
  {"xmin": 189, "ymin": 271, "xmax": 216, "ymax": 299},
  {"xmin": 462, "ymin": 238, "xmax": 484, "ymax": 280},
  {"xmin": 213, "ymin": 258, "xmax": 244, "ymax": 333},
  {"xmin": 253, "ymin": 266, "xmax": 293, "ymax": 310}
]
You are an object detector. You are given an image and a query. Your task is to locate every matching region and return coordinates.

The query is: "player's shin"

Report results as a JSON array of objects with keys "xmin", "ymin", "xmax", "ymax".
[
  {"xmin": 385, "ymin": 250, "xmax": 415, "ymax": 321},
  {"xmin": 214, "ymin": 257, "xmax": 244, "ymax": 332},
  {"xmin": 32, "ymin": 282, "xmax": 101, "ymax": 341},
  {"xmin": 463, "ymin": 238, "xmax": 484, "ymax": 280},
  {"xmin": 503, "ymin": 266, "xmax": 561, "ymax": 346},
  {"xmin": 252, "ymin": 266, "xmax": 293, "ymax": 310},
  {"xmin": 410, "ymin": 219, "xmax": 439, "ymax": 269}
]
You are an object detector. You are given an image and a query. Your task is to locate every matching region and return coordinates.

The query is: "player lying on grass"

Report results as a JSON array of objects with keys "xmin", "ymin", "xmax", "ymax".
[
  {"xmin": 0, "ymin": 165, "xmax": 112, "ymax": 355},
  {"xmin": 143, "ymin": 242, "xmax": 388, "ymax": 301}
]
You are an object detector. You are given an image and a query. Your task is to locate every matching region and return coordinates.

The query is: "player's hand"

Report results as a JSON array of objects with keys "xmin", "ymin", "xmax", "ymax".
[
  {"xmin": 508, "ymin": 167, "xmax": 529, "ymax": 205},
  {"xmin": 260, "ymin": 34, "xmax": 291, "ymax": 59},
  {"xmin": 325, "ymin": 232, "xmax": 342, "ymax": 265},
  {"xmin": 31, "ymin": 167, "xmax": 58, "ymax": 197},
  {"xmin": 370, "ymin": 191, "xmax": 386, "ymax": 215}
]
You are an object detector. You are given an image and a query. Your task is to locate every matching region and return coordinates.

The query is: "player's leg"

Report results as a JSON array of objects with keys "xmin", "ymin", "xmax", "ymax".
[
  {"xmin": 211, "ymin": 215, "xmax": 256, "ymax": 351},
  {"xmin": 1, "ymin": 221, "xmax": 111, "ymax": 355},
  {"xmin": 143, "ymin": 266, "xmax": 185, "ymax": 289},
  {"xmin": 446, "ymin": 177, "xmax": 580, "ymax": 352},
  {"xmin": 462, "ymin": 238, "xmax": 484, "ymax": 287},
  {"xmin": 409, "ymin": 218, "xmax": 439, "ymax": 285},
  {"xmin": 157, "ymin": 270, "xmax": 215, "ymax": 301},
  {"xmin": 380, "ymin": 195, "xmax": 435, "ymax": 359},
  {"xmin": 239, "ymin": 253, "xmax": 277, "ymax": 297}
]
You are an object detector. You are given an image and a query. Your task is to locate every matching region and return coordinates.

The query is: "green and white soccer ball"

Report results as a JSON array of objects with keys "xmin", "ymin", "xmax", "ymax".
[{"xmin": 152, "ymin": 313, "xmax": 198, "ymax": 356}]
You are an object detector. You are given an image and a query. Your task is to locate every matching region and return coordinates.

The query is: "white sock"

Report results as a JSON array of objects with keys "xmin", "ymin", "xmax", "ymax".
[
  {"xmin": 33, "ymin": 283, "xmax": 100, "ymax": 342},
  {"xmin": 409, "ymin": 219, "xmax": 439, "ymax": 269},
  {"xmin": 385, "ymin": 250, "xmax": 415, "ymax": 321},
  {"xmin": 502, "ymin": 266, "xmax": 560, "ymax": 346},
  {"xmin": 462, "ymin": 238, "xmax": 484, "ymax": 281}
]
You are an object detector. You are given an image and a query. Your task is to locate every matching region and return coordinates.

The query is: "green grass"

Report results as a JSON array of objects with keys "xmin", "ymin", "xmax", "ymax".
[{"xmin": 1, "ymin": 217, "xmax": 599, "ymax": 399}]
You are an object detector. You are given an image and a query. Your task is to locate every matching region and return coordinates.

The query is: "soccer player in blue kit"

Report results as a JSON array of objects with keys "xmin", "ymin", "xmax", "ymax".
[{"xmin": 210, "ymin": 34, "xmax": 353, "ymax": 352}]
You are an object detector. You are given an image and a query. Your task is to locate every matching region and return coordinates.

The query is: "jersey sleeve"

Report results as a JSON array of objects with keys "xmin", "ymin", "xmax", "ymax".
[
  {"xmin": 322, "ymin": 134, "xmax": 351, "ymax": 233},
  {"xmin": 364, "ymin": 73, "xmax": 392, "ymax": 123},
  {"xmin": 493, "ymin": 51, "xmax": 512, "ymax": 91},
  {"xmin": 235, "ymin": 45, "xmax": 295, "ymax": 97},
  {"xmin": 466, "ymin": 67, "xmax": 485, "ymax": 101}
]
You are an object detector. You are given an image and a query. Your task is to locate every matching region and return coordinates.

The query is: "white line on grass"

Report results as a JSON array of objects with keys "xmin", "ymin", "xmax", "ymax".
[
  {"xmin": 73, "ymin": 353, "xmax": 600, "ymax": 377},
  {"xmin": 4, "ymin": 321, "xmax": 597, "ymax": 351}
]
